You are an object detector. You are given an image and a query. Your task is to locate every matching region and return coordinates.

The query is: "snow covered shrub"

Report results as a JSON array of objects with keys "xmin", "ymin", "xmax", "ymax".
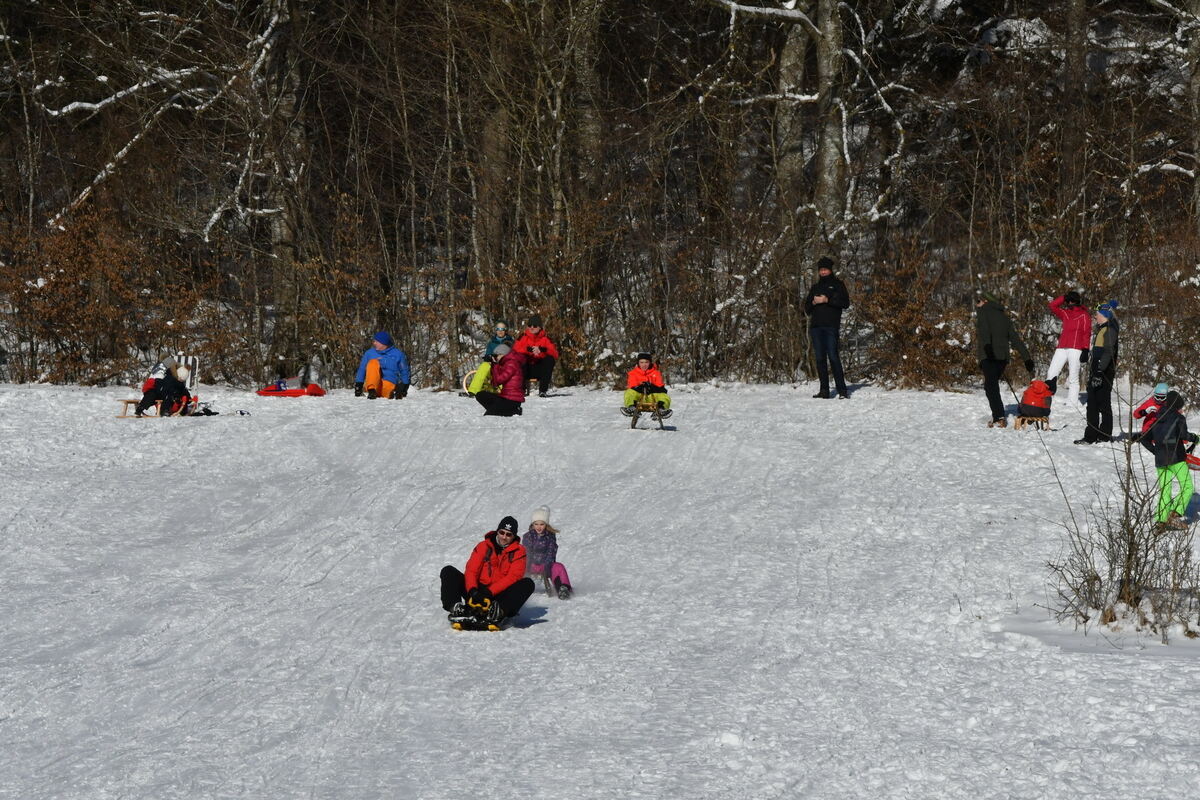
[{"xmin": 1048, "ymin": 450, "xmax": 1200, "ymax": 644}]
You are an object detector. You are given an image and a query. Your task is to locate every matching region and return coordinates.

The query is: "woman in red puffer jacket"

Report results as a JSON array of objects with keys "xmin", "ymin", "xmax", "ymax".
[
  {"xmin": 1045, "ymin": 291, "xmax": 1091, "ymax": 404},
  {"xmin": 473, "ymin": 345, "xmax": 527, "ymax": 416}
]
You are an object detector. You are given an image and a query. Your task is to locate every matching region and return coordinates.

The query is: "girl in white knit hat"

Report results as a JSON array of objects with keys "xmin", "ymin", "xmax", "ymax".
[{"xmin": 523, "ymin": 505, "xmax": 572, "ymax": 599}]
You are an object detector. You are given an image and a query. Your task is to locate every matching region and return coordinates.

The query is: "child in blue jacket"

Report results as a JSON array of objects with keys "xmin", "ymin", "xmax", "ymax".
[{"xmin": 355, "ymin": 331, "xmax": 411, "ymax": 399}]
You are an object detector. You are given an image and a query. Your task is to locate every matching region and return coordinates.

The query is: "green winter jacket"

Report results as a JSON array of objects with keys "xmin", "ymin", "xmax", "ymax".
[{"xmin": 975, "ymin": 300, "xmax": 1031, "ymax": 363}]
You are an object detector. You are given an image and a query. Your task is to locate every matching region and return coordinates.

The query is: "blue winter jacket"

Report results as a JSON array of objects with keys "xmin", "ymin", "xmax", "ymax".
[
  {"xmin": 484, "ymin": 333, "xmax": 515, "ymax": 357},
  {"xmin": 356, "ymin": 345, "xmax": 411, "ymax": 384}
]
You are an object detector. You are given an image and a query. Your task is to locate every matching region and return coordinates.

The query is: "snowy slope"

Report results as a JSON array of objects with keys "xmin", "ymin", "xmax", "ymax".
[{"xmin": 2, "ymin": 383, "xmax": 1198, "ymax": 799}]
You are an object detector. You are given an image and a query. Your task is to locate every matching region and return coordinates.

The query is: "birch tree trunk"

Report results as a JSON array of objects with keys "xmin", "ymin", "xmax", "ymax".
[
  {"xmin": 774, "ymin": 19, "xmax": 810, "ymax": 240},
  {"xmin": 813, "ymin": 0, "xmax": 846, "ymax": 247}
]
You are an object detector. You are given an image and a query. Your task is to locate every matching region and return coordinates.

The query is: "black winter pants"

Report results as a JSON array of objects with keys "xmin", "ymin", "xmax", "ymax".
[
  {"xmin": 136, "ymin": 386, "xmax": 186, "ymax": 416},
  {"xmin": 1084, "ymin": 373, "xmax": 1114, "ymax": 443},
  {"xmin": 525, "ymin": 356, "xmax": 556, "ymax": 393},
  {"xmin": 811, "ymin": 325, "xmax": 847, "ymax": 395},
  {"xmin": 440, "ymin": 566, "xmax": 535, "ymax": 617},
  {"xmin": 980, "ymin": 358, "xmax": 1009, "ymax": 422},
  {"xmin": 475, "ymin": 392, "xmax": 523, "ymax": 416}
]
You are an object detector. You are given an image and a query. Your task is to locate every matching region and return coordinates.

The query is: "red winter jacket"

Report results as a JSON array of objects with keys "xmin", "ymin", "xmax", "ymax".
[
  {"xmin": 513, "ymin": 328, "xmax": 559, "ymax": 361},
  {"xmin": 1048, "ymin": 296, "xmax": 1092, "ymax": 350},
  {"xmin": 1134, "ymin": 397, "xmax": 1163, "ymax": 433},
  {"xmin": 490, "ymin": 351, "xmax": 527, "ymax": 403},
  {"xmin": 464, "ymin": 532, "xmax": 527, "ymax": 595},
  {"xmin": 1020, "ymin": 380, "xmax": 1053, "ymax": 412},
  {"xmin": 626, "ymin": 364, "xmax": 666, "ymax": 391}
]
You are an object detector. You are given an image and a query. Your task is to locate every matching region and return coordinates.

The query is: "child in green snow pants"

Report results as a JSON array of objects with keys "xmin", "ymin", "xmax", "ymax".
[
  {"xmin": 1156, "ymin": 461, "xmax": 1194, "ymax": 523},
  {"xmin": 622, "ymin": 388, "xmax": 671, "ymax": 409}
]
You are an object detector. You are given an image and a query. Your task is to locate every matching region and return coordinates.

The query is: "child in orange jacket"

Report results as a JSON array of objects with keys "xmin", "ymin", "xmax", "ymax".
[
  {"xmin": 621, "ymin": 353, "xmax": 671, "ymax": 417},
  {"xmin": 1018, "ymin": 379, "xmax": 1053, "ymax": 420}
]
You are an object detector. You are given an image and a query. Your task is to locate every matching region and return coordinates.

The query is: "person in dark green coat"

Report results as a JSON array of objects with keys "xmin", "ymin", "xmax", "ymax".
[{"xmin": 974, "ymin": 292, "xmax": 1034, "ymax": 427}]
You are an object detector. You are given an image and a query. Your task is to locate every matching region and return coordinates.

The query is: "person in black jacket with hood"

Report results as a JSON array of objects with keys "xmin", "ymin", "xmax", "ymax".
[
  {"xmin": 1141, "ymin": 390, "xmax": 1198, "ymax": 530},
  {"xmin": 974, "ymin": 291, "xmax": 1033, "ymax": 428},
  {"xmin": 803, "ymin": 256, "xmax": 850, "ymax": 399}
]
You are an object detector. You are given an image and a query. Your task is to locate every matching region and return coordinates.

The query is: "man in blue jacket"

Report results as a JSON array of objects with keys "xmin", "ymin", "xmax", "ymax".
[{"xmin": 355, "ymin": 331, "xmax": 410, "ymax": 399}]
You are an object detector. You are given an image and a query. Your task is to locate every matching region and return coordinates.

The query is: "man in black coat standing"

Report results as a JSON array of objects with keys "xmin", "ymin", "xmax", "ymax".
[
  {"xmin": 803, "ymin": 256, "xmax": 851, "ymax": 399},
  {"xmin": 975, "ymin": 292, "xmax": 1034, "ymax": 428}
]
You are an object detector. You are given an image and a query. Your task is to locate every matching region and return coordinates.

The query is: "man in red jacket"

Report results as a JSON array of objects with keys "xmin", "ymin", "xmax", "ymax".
[
  {"xmin": 441, "ymin": 516, "xmax": 535, "ymax": 629},
  {"xmin": 1045, "ymin": 291, "xmax": 1091, "ymax": 404},
  {"xmin": 513, "ymin": 315, "xmax": 560, "ymax": 397},
  {"xmin": 472, "ymin": 344, "xmax": 526, "ymax": 416}
]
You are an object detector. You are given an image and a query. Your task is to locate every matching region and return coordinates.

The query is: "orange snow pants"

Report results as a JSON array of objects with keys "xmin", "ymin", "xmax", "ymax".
[{"xmin": 364, "ymin": 360, "xmax": 397, "ymax": 398}]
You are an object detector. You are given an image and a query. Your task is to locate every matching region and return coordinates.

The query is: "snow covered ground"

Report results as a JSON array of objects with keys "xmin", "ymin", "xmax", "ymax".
[{"xmin": 3, "ymin": 381, "xmax": 1199, "ymax": 799}]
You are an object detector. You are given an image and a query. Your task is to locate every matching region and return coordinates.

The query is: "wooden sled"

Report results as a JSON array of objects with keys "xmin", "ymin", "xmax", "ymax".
[
  {"xmin": 1014, "ymin": 415, "xmax": 1050, "ymax": 431},
  {"xmin": 117, "ymin": 399, "xmax": 162, "ymax": 418},
  {"xmin": 628, "ymin": 394, "xmax": 669, "ymax": 430},
  {"xmin": 119, "ymin": 354, "xmax": 201, "ymax": 418}
]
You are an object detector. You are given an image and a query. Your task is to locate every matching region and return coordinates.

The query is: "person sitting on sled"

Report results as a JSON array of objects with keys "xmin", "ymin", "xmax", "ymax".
[
  {"xmin": 440, "ymin": 516, "xmax": 535, "ymax": 628},
  {"xmin": 484, "ymin": 320, "xmax": 514, "ymax": 357},
  {"xmin": 354, "ymin": 331, "xmax": 410, "ymax": 399},
  {"xmin": 513, "ymin": 315, "xmax": 559, "ymax": 396},
  {"xmin": 134, "ymin": 356, "xmax": 192, "ymax": 417},
  {"xmin": 524, "ymin": 505, "xmax": 572, "ymax": 600},
  {"xmin": 1132, "ymin": 382, "xmax": 1170, "ymax": 442},
  {"xmin": 1017, "ymin": 379, "xmax": 1053, "ymax": 424},
  {"xmin": 473, "ymin": 344, "xmax": 526, "ymax": 416},
  {"xmin": 466, "ymin": 320, "xmax": 514, "ymax": 396},
  {"xmin": 621, "ymin": 352, "xmax": 671, "ymax": 418},
  {"xmin": 1141, "ymin": 391, "xmax": 1199, "ymax": 531}
]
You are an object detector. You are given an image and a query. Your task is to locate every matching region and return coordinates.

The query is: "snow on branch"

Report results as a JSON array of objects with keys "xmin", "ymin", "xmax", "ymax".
[
  {"xmin": 42, "ymin": 68, "xmax": 200, "ymax": 118},
  {"xmin": 731, "ymin": 91, "xmax": 819, "ymax": 106},
  {"xmin": 1144, "ymin": 0, "xmax": 1200, "ymax": 24},
  {"xmin": 1137, "ymin": 161, "xmax": 1196, "ymax": 179},
  {"xmin": 46, "ymin": 100, "xmax": 174, "ymax": 230},
  {"xmin": 701, "ymin": 0, "xmax": 821, "ymax": 38},
  {"xmin": 43, "ymin": 4, "xmax": 290, "ymax": 233}
]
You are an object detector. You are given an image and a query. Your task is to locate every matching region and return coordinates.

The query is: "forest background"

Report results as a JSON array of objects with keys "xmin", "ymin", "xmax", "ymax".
[{"xmin": 3, "ymin": 0, "xmax": 1200, "ymax": 394}]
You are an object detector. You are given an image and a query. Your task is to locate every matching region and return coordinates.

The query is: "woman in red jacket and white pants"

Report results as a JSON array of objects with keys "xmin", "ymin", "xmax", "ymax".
[{"xmin": 1046, "ymin": 291, "xmax": 1092, "ymax": 405}]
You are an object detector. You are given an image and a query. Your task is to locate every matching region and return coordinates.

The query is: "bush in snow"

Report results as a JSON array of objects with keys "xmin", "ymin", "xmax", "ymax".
[{"xmin": 1048, "ymin": 446, "xmax": 1200, "ymax": 645}]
